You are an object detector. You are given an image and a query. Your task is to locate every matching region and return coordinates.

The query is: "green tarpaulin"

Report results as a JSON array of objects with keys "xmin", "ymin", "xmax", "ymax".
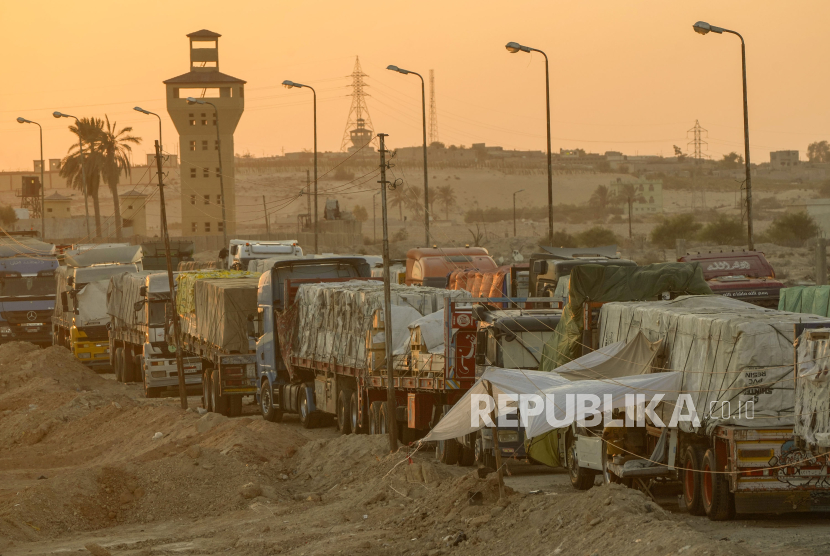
[
  {"xmin": 539, "ymin": 262, "xmax": 712, "ymax": 371},
  {"xmin": 778, "ymin": 286, "xmax": 830, "ymax": 317}
]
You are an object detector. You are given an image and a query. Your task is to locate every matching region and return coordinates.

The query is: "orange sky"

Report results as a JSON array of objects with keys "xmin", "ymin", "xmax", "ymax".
[{"xmin": 1, "ymin": 0, "xmax": 828, "ymax": 171}]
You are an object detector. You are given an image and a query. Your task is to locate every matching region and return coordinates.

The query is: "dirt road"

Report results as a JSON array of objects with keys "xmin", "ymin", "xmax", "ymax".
[{"xmin": 2, "ymin": 342, "xmax": 829, "ymax": 556}]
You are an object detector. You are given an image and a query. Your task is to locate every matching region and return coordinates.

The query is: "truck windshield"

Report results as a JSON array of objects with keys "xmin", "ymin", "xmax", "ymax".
[
  {"xmin": 0, "ymin": 276, "xmax": 55, "ymax": 298},
  {"xmin": 148, "ymin": 301, "xmax": 166, "ymax": 326}
]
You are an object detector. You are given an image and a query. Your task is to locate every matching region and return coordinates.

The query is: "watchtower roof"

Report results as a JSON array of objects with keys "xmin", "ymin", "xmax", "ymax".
[{"xmin": 187, "ymin": 29, "xmax": 221, "ymax": 38}]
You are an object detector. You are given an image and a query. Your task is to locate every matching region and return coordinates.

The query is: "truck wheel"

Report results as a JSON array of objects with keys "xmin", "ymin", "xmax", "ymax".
[
  {"xmin": 350, "ymin": 391, "xmax": 365, "ymax": 434},
  {"xmin": 683, "ymin": 445, "xmax": 706, "ymax": 516},
  {"xmin": 378, "ymin": 402, "xmax": 391, "ymax": 436},
  {"xmin": 298, "ymin": 388, "xmax": 313, "ymax": 429},
  {"xmin": 260, "ymin": 381, "xmax": 283, "ymax": 422},
  {"xmin": 369, "ymin": 401, "xmax": 382, "ymax": 434},
  {"xmin": 437, "ymin": 438, "xmax": 460, "ymax": 465},
  {"xmin": 211, "ymin": 368, "xmax": 228, "ymax": 416},
  {"xmin": 123, "ymin": 346, "xmax": 135, "ymax": 383},
  {"xmin": 229, "ymin": 395, "xmax": 243, "ymax": 417},
  {"xmin": 566, "ymin": 433, "xmax": 595, "ymax": 490},
  {"xmin": 337, "ymin": 390, "xmax": 352, "ymax": 434},
  {"xmin": 114, "ymin": 347, "xmax": 124, "ymax": 382},
  {"xmin": 702, "ymin": 449, "xmax": 735, "ymax": 521},
  {"xmin": 203, "ymin": 370, "xmax": 213, "ymax": 411}
]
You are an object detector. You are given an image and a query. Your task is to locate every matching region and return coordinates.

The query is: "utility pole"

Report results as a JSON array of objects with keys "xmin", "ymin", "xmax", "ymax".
[
  {"xmin": 262, "ymin": 195, "xmax": 270, "ymax": 239},
  {"xmin": 512, "ymin": 189, "xmax": 524, "ymax": 237},
  {"xmin": 378, "ymin": 133, "xmax": 397, "ymax": 453},
  {"xmin": 154, "ymin": 141, "xmax": 187, "ymax": 410}
]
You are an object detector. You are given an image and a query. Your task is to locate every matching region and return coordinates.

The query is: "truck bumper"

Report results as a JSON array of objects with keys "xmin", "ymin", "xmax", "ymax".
[
  {"xmin": 73, "ymin": 340, "xmax": 111, "ymax": 369},
  {"xmin": 145, "ymin": 357, "xmax": 203, "ymax": 388},
  {"xmin": 0, "ymin": 323, "xmax": 52, "ymax": 344},
  {"xmin": 735, "ymin": 490, "xmax": 830, "ymax": 513}
]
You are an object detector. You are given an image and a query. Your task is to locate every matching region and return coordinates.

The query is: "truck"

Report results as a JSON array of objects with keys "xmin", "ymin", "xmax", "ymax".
[
  {"xmin": 254, "ymin": 257, "xmax": 475, "ymax": 444},
  {"xmin": 53, "ymin": 246, "xmax": 143, "ymax": 370},
  {"xmin": 406, "ymin": 247, "xmax": 497, "ymax": 288},
  {"xmin": 177, "ymin": 272, "xmax": 260, "ymax": 415},
  {"xmin": 107, "ymin": 271, "xmax": 203, "ymax": 396},
  {"xmin": 450, "ymin": 303, "xmax": 562, "ymax": 467},
  {"xmin": 227, "ymin": 239, "xmax": 304, "ymax": 270},
  {"xmin": 565, "ymin": 294, "xmax": 830, "ymax": 520},
  {"xmin": 678, "ymin": 250, "xmax": 783, "ymax": 308},
  {"xmin": 0, "ymin": 238, "xmax": 59, "ymax": 346}
]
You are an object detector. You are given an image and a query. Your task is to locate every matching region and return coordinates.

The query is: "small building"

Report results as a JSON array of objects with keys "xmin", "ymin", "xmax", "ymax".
[
  {"xmin": 43, "ymin": 192, "xmax": 72, "ymax": 218},
  {"xmin": 120, "ymin": 189, "xmax": 148, "ymax": 236},
  {"xmin": 608, "ymin": 177, "xmax": 663, "ymax": 214},
  {"xmin": 770, "ymin": 150, "xmax": 799, "ymax": 168}
]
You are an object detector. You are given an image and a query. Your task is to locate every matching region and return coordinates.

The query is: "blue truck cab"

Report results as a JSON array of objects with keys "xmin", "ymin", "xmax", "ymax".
[
  {"xmin": 0, "ymin": 256, "xmax": 58, "ymax": 345},
  {"xmin": 254, "ymin": 257, "xmax": 371, "ymax": 423}
]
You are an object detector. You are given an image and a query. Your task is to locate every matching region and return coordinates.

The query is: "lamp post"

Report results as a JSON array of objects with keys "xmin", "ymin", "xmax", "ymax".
[
  {"xmin": 386, "ymin": 65, "xmax": 430, "ymax": 246},
  {"xmin": 505, "ymin": 42, "xmax": 554, "ymax": 246},
  {"xmin": 186, "ymin": 98, "xmax": 228, "ymax": 248},
  {"xmin": 512, "ymin": 189, "xmax": 524, "ymax": 237},
  {"xmin": 53, "ymin": 112, "xmax": 92, "ymax": 239},
  {"xmin": 692, "ymin": 21, "xmax": 754, "ymax": 250},
  {"xmin": 373, "ymin": 190, "xmax": 381, "ymax": 244},
  {"xmin": 17, "ymin": 117, "xmax": 45, "ymax": 239},
  {"xmin": 282, "ymin": 80, "xmax": 318, "ymax": 254},
  {"xmin": 133, "ymin": 106, "xmax": 162, "ymax": 152}
]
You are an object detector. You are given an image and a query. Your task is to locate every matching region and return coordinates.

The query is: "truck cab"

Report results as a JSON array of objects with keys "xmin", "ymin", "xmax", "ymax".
[
  {"xmin": 228, "ymin": 239, "xmax": 303, "ymax": 270},
  {"xmin": 466, "ymin": 306, "xmax": 562, "ymax": 465},
  {"xmin": 254, "ymin": 257, "xmax": 372, "ymax": 421},
  {"xmin": 529, "ymin": 246, "xmax": 636, "ymax": 303},
  {"xmin": 0, "ymin": 258, "xmax": 58, "ymax": 345},
  {"xmin": 406, "ymin": 247, "xmax": 497, "ymax": 288},
  {"xmin": 678, "ymin": 251, "xmax": 783, "ymax": 308}
]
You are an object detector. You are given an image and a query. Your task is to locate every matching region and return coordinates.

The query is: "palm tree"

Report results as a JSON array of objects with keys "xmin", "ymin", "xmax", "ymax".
[
  {"xmin": 434, "ymin": 185, "xmax": 457, "ymax": 220},
  {"xmin": 388, "ymin": 184, "xmax": 407, "ymax": 221},
  {"xmin": 59, "ymin": 118, "xmax": 104, "ymax": 237},
  {"xmin": 589, "ymin": 185, "xmax": 610, "ymax": 220},
  {"xmin": 611, "ymin": 183, "xmax": 645, "ymax": 239},
  {"xmin": 405, "ymin": 185, "xmax": 424, "ymax": 221},
  {"xmin": 96, "ymin": 116, "xmax": 141, "ymax": 240}
]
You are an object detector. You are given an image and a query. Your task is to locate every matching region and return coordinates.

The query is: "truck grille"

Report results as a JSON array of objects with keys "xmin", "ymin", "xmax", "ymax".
[{"xmin": 2, "ymin": 310, "xmax": 52, "ymax": 324}]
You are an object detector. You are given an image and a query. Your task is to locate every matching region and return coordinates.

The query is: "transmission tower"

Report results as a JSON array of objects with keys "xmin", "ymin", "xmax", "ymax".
[
  {"xmin": 687, "ymin": 120, "xmax": 709, "ymax": 210},
  {"xmin": 340, "ymin": 56, "xmax": 376, "ymax": 152},
  {"xmin": 428, "ymin": 69, "xmax": 439, "ymax": 145}
]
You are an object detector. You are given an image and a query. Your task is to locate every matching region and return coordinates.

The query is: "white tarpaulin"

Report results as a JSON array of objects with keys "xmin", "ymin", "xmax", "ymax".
[
  {"xmin": 795, "ymin": 329, "xmax": 830, "ymax": 446},
  {"xmin": 407, "ymin": 310, "xmax": 444, "ymax": 355},
  {"xmin": 599, "ymin": 295, "xmax": 830, "ymax": 433},
  {"xmin": 76, "ymin": 281, "xmax": 110, "ymax": 327},
  {"xmin": 555, "ymin": 332, "xmax": 660, "ymax": 380}
]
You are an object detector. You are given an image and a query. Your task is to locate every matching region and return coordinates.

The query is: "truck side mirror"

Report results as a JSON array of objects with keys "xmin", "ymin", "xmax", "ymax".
[
  {"xmin": 246, "ymin": 313, "xmax": 256, "ymax": 337},
  {"xmin": 475, "ymin": 330, "xmax": 487, "ymax": 366},
  {"xmin": 139, "ymin": 286, "xmax": 147, "ymax": 297},
  {"xmin": 134, "ymin": 301, "xmax": 144, "ymax": 312},
  {"xmin": 538, "ymin": 261, "xmax": 548, "ymax": 275},
  {"xmin": 60, "ymin": 291, "xmax": 69, "ymax": 309}
]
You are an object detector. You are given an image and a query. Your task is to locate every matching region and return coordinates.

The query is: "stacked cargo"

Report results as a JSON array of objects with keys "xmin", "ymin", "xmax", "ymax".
[
  {"xmin": 175, "ymin": 269, "xmax": 256, "ymax": 315},
  {"xmin": 189, "ymin": 277, "xmax": 260, "ymax": 353}
]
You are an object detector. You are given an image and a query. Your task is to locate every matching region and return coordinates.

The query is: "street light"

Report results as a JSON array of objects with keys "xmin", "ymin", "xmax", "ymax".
[
  {"xmin": 53, "ymin": 111, "xmax": 92, "ymax": 238},
  {"xmin": 386, "ymin": 64, "xmax": 430, "ymax": 246},
  {"xmin": 505, "ymin": 41, "xmax": 554, "ymax": 246},
  {"xmin": 17, "ymin": 117, "xmax": 45, "ymax": 240},
  {"xmin": 282, "ymin": 80, "xmax": 318, "ymax": 254},
  {"xmin": 133, "ymin": 106, "xmax": 163, "ymax": 152},
  {"xmin": 186, "ymin": 97, "xmax": 228, "ymax": 248},
  {"xmin": 692, "ymin": 21, "xmax": 754, "ymax": 250},
  {"xmin": 513, "ymin": 189, "xmax": 524, "ymax": 237}
]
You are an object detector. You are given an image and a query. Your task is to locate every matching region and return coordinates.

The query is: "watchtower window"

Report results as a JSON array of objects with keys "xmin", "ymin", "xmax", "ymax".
[
  {"xmin": 189, "ymin": 141, "xmax": 196, "ymax": 151},
  {"xmin": 190, "ymin": 168, "xmax": 196, "ymax": 178},
  {"xmin": 202, "ymin": 140, "xmax": 208, "ymax": 151}
]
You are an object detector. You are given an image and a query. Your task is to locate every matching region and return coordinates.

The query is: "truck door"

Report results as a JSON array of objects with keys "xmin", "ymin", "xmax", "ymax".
[{"xmin": 255, "ymin": 306, "xmax": 275, "ymax": 382}]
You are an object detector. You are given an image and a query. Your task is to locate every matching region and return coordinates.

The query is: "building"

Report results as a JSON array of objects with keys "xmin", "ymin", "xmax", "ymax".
[
  {"xmin": 120, "ymin": 189, "xmax": 147, "ymax": 236},
  {"xmin": 43, "ymin": 192, "xmax": 72, "ymax": 218},
  {"xmin": 608, "ymin": 177, "xmax": 663, "ymax": 214},
  {"xmin": 770, "ymin": 150, "xmax": 799, "ymax": 169},
  {"xmin": 164, "ymin": 29, "xmax": 245, "ymax": 237}
]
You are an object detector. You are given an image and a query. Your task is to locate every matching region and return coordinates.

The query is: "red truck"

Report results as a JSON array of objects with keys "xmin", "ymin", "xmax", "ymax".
[{"xmin": 678, "ymin": 251, "xmax": 783, "ymax": 308}]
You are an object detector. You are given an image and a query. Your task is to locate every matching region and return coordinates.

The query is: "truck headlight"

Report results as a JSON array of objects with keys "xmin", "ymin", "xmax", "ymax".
[
  {"xmin": 0, "ymin": 327, "xmax": 11, "ymax": 334},
  {"xmin": 497, "ymin": 431, "xmax": 519, "ymax": 443},
  {"xmin": 246, "ymin": 363, "xmax": 256, "ymax": 378}
]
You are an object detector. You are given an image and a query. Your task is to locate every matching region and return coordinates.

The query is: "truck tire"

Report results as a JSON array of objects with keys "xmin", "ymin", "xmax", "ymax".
[
  {"xmin": 298, "ymin": 388, "xmax": 313, "ymax": 429},
  {"xmin": 474, "ymin": 433, "xmax": 486, "ymax": 466},
  {"xmin": 369, "ymin": 401, "xmax": 383, "ymax": 434},
  {"xmin": 378, "ymin": 402, "xmax": 390, "ymax": 436},
  {"xmin": 683, "ymin": 445, "xmax": 706, "ymax": 516},
  {"xmin": 211, "ymin": 368, "xmax": 228, "ymax": 416},
  {"xmin": 337, "ymin": 390, "xmax": 352, "ymax": 434},
  {"xmin": 123, "ymin": 346, "xmax": 135, "ymax": 383},
  {"xmin": 202, "ymin": 370, "xmax": 213, "ymax": 411},
  {"xmin": 350, "ymin": 391, "xmax": 365, "ymax": 434},
  {"xmin": 229, "ymin": 395, "xmax": 243, "ymax": 417},
  {"xmin": 566, "ymin": 433, "xmax": 595, "ymax": 491},
  {"xmin": 437, "ymin": 438, "xmax": 460, "ymax": 465},
  {"xmin": 702, "ymin": 449, "xmax": 735, "ymax": 521},
  {"xmin": 260, "ymin": 381, "xmax": 283, "ymax": 422},
  {"xmin": 114, "ymin": 347, "xmax": 124, "ymax": 382}
]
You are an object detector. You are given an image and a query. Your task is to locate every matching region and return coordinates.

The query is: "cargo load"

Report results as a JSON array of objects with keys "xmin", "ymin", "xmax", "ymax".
[
  {"xmin": 175, "ymin": 269, "xmax": 256, "ymax": 315},
  {"xmin": 185, "ymin": 277, "xmax": 260, "ymax": 353},
  {"xmin": 177, "ymin": 260, "xmax": 221, "ymax": 271},
  {"xmin": 64, "ymin": 245, "xmax": 143, "ymax": 268},
  {"xmin": 598, "ymin": 295, "xmax": 829, "ymax": 433},
  {"xmin": 778, "ymin": 285, "xmax": 830, "ymax": 317},
  {"xmin": 106, "ymin": 271, "xmax": 160, "ymax": 330},
  {"xmin": 794, "ymin": 328, "xmax": 830, "ymax": 447},
  {"xmin": 283, "ymin": 280, "xmax": 469, "ymax": 375}
]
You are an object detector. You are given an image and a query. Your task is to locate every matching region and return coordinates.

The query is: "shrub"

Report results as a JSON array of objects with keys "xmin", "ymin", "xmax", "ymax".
[
  {"xmin": 697, "ymin": 215, "xmax": 744, "ymax": 245},
  {"xmin": 649, "ymin": 214, "xmax": 702, "ymax": 249},
  {"xmin": 0, "ymin": 205, "xmax": 17, "ymax": 226},
  {"xmin": 547, "ymin": 229, "xmax": 577, "ymax": 248},
  {"xmin": 577, "ymin": 226, "xmax": 617, "ymax": 247},
  {"xmin": 763, "ymin": 211, "xmax": 820, "ymax": 246},
  {"xmin": 392, "ymin": 228, "xmax": 408, "ymax": 242}
]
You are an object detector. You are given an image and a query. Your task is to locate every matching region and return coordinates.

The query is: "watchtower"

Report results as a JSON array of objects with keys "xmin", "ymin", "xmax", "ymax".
[{"xmin": 164, "ymin": 30, "xmax": 245, "ymax": 237}]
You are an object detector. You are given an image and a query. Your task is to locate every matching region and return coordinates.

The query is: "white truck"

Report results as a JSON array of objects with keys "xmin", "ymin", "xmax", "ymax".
[
  {"xmin": 227, "ymin": 239, "xmax": 303, "ymax": 270},
  {"xmin": 106, "ymin": 271, "xmax": 203, "ymax": 397}
]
